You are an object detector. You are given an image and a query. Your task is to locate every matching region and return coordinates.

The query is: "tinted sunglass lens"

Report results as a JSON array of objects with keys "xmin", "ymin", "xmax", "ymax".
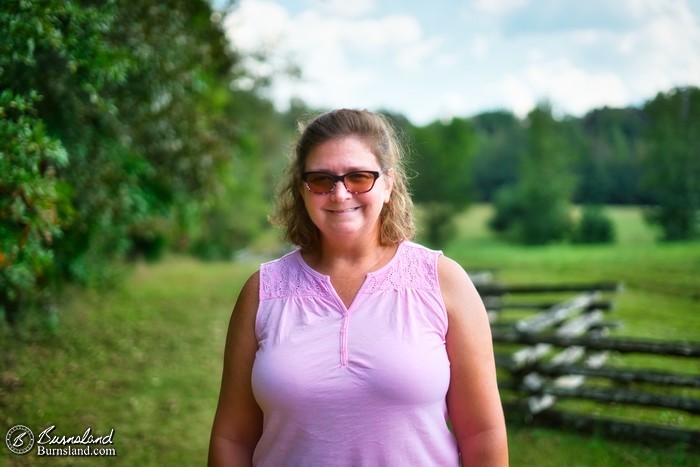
[
  {"xmin": 345, "ymin": 172, "xmax": 375, "ymax": 192},
  {"xmin": 307, "ymin": 174, "xmax": 335, "ymax": 193}
]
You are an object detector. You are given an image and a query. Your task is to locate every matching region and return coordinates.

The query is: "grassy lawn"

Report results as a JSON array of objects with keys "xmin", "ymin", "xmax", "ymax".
[
  {"xmin": 1, "ymin": 259, "xmax": 256, "ymax": 466},
  {"xmin": 444, "ymin": 204, "xmax": 700, "ymax": 466},
  {"xmin": 1, "ymin": 205, "xmax": 698, "ymax": 465}
]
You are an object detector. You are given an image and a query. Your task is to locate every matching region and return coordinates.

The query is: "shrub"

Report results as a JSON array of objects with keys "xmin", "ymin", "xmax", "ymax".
[
  {"xmin": 0, "ymin": 91, "xmax": 69, "ymax": 328},
  {"xmin": 418, "ymin": 202, "xmax": 458, "ymax": 249},
  {"xmin": 572, "ymin": 205, "xmax": 616, "ymax": 244},
  {"xmin": 489, "ymin": 185, "xmax": 524, "ymax": 234}
]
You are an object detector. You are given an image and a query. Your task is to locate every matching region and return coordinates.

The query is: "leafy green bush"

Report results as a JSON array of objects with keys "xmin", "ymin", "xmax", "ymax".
[
  {"xmin": 572, "ymin": 205, "xmax": 616, "ymax": 244},
  {"xmin": 0, "ymin": 1, "xmax": 272, "ymax": 329},
  {"xmin": 489, "ymin": 183, "xmax": 572, "ymax": 245},
  {"xmin": 0, "ymin": 91, "xmax": 69, "ymax": 328},
  {"xmin": 488, "ymin": 185, "xmax": 524, "ymax": 234},
  {"xmin": 418, "ymin": 202, "xmax": 458, "ymax": 249}
]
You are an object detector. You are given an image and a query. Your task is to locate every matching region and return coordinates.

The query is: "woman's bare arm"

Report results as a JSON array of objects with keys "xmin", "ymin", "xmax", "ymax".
[
  {"xmin": 439, "ymin": 256, "xmax": 509, "ymax": 466},
  {"xmin": 208, "ymin": 272, "xmax": 264, "ymax": 466}
]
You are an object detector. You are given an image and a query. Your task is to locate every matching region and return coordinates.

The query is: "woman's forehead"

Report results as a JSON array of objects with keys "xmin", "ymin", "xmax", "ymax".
[{"xmin": 304, "ymin": 137, "xmax": 380, "ymax": 171}]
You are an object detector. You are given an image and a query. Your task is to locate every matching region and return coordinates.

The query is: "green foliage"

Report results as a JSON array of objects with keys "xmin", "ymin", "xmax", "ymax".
[
  {"xmin": 405, "ymin": 117, "xmax": 476, "ymax": 247},
  {"xmin": 576, "ymin": 107, "xmax": 647, "ymax": 204},
  {"xmin": 0, "ymin": 0, "xmax": 276, "ymax": 327},
  {"xmin": 488, "ymin": 185, "xmax": 524, "ymax": 235},
  {"xmin": 190, "ymin": 148, "xmax": 270, "ymax": 260},
  {"xmin": 641, "ymin": 87, "xmax": 700, "ymax": 241},
  {"xmin": 417, "ymin": 202, "xmax": 458, "ymax": 249},
  {"xmin": 471, "ymin": 106, "xmax": 653, "ymax": 207},
  {"xmin": 409, "ymin": 117, "xmax": 476, "ymax": 209},
  {"xmin": 0, "ymin": 91, "xmax": 68, "ymax": 326},
  {"xmin": 471, "ymin": 110, "xmax": 524, "ymax": 202},
  {"xmin": 572, "ymin": 205, "xmax": 616, "ymax": 244},
  {"xmin": 489, "ymin": 103, "xmax": 575, "ymax": 244}
]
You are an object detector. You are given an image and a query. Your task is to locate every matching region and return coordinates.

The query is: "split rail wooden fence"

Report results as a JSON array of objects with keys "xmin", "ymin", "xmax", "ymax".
[{"xmin": 473, "ymin": 276, "xmax": 700, "ymax": 446}]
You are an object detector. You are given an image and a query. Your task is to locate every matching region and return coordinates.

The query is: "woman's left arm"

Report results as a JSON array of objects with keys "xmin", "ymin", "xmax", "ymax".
[{"xmin": 438, "ymin": 255, "xmax": 509, "ymax": 466}]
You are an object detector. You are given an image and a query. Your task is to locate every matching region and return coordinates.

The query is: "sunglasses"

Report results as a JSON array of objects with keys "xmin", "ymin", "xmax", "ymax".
[{"xmin": 301, "ymin": 170, "xmax": 382, "ymax": 195}]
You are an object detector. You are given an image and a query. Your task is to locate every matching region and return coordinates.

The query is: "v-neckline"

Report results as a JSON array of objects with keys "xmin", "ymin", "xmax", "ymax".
[{"xmin": 295, "ymin": 242, "xmax": 404, "ymax": 312}]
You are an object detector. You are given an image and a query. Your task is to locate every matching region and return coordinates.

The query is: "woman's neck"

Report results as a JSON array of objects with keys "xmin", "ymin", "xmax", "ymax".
[{"xmin": 304, "ymin": 238, "xmax": 396, "ymax": 275}]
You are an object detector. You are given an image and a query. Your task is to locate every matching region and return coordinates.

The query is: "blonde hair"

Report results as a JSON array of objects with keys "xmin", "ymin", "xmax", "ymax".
[{"xmin": 270, "ymin": 108, "xmax": 415, "ymax": 251}]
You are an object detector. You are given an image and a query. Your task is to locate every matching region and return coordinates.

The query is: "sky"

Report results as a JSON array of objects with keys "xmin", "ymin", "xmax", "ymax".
[{"xmin": 222, "ymin": 0, "xmax": 700, "ymax": 125}]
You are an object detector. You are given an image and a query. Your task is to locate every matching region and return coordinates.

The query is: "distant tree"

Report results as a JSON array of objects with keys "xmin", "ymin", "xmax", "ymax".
[
  {"xmin": 471, "ymin": 110, "xmax": 523, "ymax": 202},
  {"xmin": 577, "ymin": 107, "xmax": 647, "ymax": 205},
  {"xmin": 408, "ymin": 117, "xmax": 476, "ymax": 247},
  {"xmin": 410, "ymin": 117, "xmax": 475, "ymax": 207},
  {"xmin": 489, "ymin": 103, "xmax": 575, "ymax": 244},
  {"xmin": 641, "ymin": 86, "xmax": 700, "ymax": 241}
]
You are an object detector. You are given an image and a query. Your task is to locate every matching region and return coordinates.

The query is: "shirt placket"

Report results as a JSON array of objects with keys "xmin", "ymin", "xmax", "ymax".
[
  {"xmin": 339, "ymin": 312, "xmax": 349, "ymax": 366},
  {"xmin": 326, "ymin": 276, "xmax": 370, "ymax": 368}
]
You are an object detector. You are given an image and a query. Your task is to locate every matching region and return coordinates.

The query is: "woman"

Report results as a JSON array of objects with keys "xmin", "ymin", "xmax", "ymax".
[{"xmin": 209, "ymin": 109, "xmax": 508, "ymax": 466}]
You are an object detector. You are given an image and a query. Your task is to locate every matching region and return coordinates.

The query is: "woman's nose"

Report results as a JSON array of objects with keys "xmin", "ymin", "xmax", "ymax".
[{"xmin": 330, "ymin": 179, "xmax": 352, "ymax": 201}]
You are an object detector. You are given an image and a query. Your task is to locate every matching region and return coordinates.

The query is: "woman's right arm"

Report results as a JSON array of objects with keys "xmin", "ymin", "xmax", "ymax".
[{"xmin": 208, "ymin": 271, "xmax": 264, "ymax": 466}]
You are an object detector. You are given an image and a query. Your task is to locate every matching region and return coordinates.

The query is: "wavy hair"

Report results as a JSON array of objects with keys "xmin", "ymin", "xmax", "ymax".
[{"xmin": 270, "ymin": 108, "xmax": 415, "ymax": 251}]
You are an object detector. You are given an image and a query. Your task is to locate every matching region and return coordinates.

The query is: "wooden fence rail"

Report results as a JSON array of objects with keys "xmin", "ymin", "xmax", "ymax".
[
  {"xmin": 476, "ymin": 279, "xmax": 700, "ymax": 446},
  {"xmin": 492, "ymin": 332, "xmax": 700, "ymax": 357}
]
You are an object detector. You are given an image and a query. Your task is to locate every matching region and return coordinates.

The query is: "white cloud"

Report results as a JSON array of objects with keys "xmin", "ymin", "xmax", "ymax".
[
  {"xmin": 606, "ymin": 1, "xmax": 700, "ymax": 103},
  {"xmin": 471, "ymin": 0, "xmax": 529, "ymax": 16},
  {"xmin": 472, "ymin": 35, "xmax": 490, "ymax": 60},
  {"xmin": 313, "ymin": 0, "xmax": 376, "ymax": 18},
  {"xmin": 224, "ymin": 0, "xmax": 445, "ymax": 114},
  {"xmin": 224, "ymin": 0, "xmax": 290, "ymax": 51},
  {"xmin": 500, "ymin": 58, "xmax": 629, "ymax": 117},
  {"xmin": 225, "ymin": 0, "xmax": 700, "ymax": 123},
  {"xmin": 570, "ymin": 29, "xmax": 600, "ymax": 45},
  {"xmin": 395, "ymin": 36, "xmax": 444, "ymax": 71}
]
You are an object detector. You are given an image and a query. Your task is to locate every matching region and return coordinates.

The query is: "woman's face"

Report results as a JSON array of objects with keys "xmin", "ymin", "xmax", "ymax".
[{"xmin": 301, "ymin": 136, "xmax": 392, "ymax": 244}]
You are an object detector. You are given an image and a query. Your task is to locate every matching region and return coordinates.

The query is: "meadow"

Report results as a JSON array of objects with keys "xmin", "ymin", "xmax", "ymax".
[{"xmin": 1, "ymin": 205, "xmax": 698, "ymax": 466}]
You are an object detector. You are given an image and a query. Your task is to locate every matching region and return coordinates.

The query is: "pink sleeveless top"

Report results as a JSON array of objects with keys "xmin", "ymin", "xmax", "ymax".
[{"xmin": 251, "ymin": 241, "xmax": 459, "ymax": 466}]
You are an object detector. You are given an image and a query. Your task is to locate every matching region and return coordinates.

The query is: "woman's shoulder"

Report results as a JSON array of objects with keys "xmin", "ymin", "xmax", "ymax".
[
  {"xmin": 398, "ymin": 240, "xmax": 443, "ymax": 263},
  {"xmin": 397, "ymin": 241, "xmax": 469, "ymax": 286},
  {"xmin": 258, "ymin": 249, "xmax": 327, "ymax": 300},
  {"xmin": 261, "ymin": 248, "xmax": 300, "ymax": 269},
  {"xmin": 237, "ymin": 270, "xmax": 261, "ymax": 304},
  {"xmin": 435, "ymin": 254, "xmax": 484, "ymax": 320},
  {"xmin": 368, "ymin": 241, "xmax": 443, "ymax": 291}
]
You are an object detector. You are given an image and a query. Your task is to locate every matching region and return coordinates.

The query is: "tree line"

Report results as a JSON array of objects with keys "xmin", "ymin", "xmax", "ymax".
[
  {"xmin": 397, "ymin": 89, "xmax": 699, "ymax": 246},
  {"xmin": 1, "ymin": 1, "xmax": 698, "ymax": 329}
]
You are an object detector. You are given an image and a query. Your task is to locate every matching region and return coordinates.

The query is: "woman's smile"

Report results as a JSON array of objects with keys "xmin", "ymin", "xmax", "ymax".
[{"xmin": 327, "ymin": 206, "xmax": 361, "ymax": 214}]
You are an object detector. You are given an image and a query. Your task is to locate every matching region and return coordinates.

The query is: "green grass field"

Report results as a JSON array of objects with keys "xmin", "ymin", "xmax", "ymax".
[{"xmin": 1, "ymin": 205, "xmax": 698, "ymax": 466}]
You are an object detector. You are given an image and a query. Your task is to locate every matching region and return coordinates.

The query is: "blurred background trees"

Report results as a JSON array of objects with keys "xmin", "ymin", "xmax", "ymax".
[
  {"xmin": 407, "ymin": 117, "xmax": 475, "ymax": 247},
  {"xmin": 641, "ymin": 86, "xmax": 700, "ymax": 241},
  {"xmin": 0, "ymin": 0, "xmax": 285, "ymax": 328},
  {"xmin": 489, "ymin": 103, "xmax": 577, "ymax": 244},
  {"xmin": 1, "ymin": 1, "xmax": 698, "ymax": 329}
]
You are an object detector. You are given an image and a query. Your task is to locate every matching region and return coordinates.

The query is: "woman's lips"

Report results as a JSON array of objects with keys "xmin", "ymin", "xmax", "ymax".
[{"xmin": 327, "ymin": 206, "xmax": 361, "ymax": 214}]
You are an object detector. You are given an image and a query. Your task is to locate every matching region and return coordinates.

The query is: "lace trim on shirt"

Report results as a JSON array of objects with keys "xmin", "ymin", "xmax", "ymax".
[
  {"xmin": 259, "ymin": 243, "xmax": 440, "ymax": 300},
  {"xmin": 363, "ymin": 243, "xmax": 440, "ymax": 294},
  {"xmin": 259, "ymin": 253, "xmax": 328, "ymax": 300}
]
